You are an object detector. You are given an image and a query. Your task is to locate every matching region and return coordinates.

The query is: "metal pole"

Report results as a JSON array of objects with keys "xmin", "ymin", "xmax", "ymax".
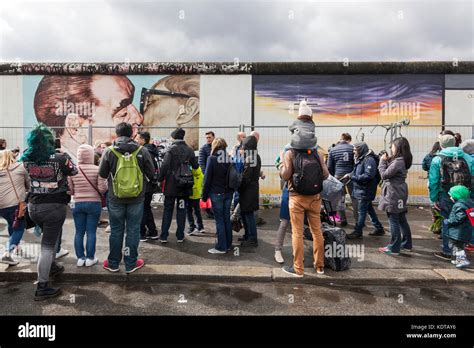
[{"xmin": 88, "ymin": 124, "xmax": 93, "ymax": 146}]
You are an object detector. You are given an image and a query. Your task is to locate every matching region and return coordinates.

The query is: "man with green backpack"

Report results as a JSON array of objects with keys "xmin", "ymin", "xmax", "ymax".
[{"xmin": 99, "ymin": 123, "xmax": 156, "ymax": 273}]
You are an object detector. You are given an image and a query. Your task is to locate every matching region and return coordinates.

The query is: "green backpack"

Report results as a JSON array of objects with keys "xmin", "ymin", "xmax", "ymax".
[{"xmin": 109, "ymin": 146, "xmax": 143, "ymax": 198}]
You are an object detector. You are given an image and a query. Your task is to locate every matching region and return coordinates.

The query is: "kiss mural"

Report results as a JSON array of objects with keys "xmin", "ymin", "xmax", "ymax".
[{"xmin": 23, "ymin": 75, "xmax": 200, "ymax": 158}]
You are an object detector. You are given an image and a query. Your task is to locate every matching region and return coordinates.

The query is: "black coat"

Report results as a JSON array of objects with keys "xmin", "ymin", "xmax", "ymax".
[
  {"xmin": 238, "ymin": 136, "xmax": 261, "ymax": 212},
  {"xmin": 157, "ymin": 140, "xmax": 198, "ymax": 197},
  {"xmin": 351, "ymin": 152, "xmax": 379, "ymax": 201}
]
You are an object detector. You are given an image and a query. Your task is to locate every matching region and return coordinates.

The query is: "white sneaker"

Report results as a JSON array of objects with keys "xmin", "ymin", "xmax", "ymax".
[
  {"xmin": 186, "ymin": 229, "xmax": 198, "ymax": 236},
  {"xmin": 455, "ymin": 251, "xmax": 471, "ymax": 269},
  {"xmin": 56, "ymin": 248, "xmax": 69, "ymax": 259},
  {"xmin": 177, "ymin": 238, "xmax": 185, "ymax": 243},
  {"xmin": 85, "ymin": 257, "xmax": 98, "ymax": 267},
  {"xmin": 208, "ymin": 248, "xmax": 226, "ymax": 254},
  {"xmin": 105, "ymin": 225, "xmax": 111, "ymax": 233},
  {"xmin": 274, "ymin": 250, "xmax": 284, "ymax": 264},
  {"xmin": 198, "ymin": 228, "xmax": 206, "ymax": 234},
  {"xmin": 77, "ymin": 258, "xmax": 86, "ymax": 267}
]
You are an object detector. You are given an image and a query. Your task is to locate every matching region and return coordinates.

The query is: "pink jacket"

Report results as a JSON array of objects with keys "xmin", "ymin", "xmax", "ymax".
[{"xmin": 68, "ymin": 145, "xmax": 107, "ymax": 202}]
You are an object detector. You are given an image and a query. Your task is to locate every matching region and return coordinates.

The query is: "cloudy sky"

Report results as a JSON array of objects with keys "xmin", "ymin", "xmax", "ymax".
[{"xmin": 0, "ymin": 0, "xmax": 472, "ymax": 62}]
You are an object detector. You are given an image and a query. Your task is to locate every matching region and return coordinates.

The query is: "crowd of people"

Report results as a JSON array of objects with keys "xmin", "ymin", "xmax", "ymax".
[{"xmin": 0, "ymin": 100, "xmax": 473, "ymax": 300}]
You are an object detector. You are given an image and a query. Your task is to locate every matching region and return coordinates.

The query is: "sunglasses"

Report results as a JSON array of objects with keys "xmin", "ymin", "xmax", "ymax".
[{"xmin": 140, "ymin": 87, "xmax": 192, "ymax": 114}]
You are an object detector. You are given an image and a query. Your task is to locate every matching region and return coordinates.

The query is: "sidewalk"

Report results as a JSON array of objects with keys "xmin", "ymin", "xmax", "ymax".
[{"xmin": 1, "ymin": 205, "xmax": 473, "ymax": 285}]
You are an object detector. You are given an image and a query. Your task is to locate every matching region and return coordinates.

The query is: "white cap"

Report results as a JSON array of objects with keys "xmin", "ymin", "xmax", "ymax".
[{"xmin": 298, "ymin": 100, "xmax": 312, "ymax": 117}]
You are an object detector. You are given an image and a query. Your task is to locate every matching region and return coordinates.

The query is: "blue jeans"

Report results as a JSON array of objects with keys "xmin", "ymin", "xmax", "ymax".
[
  {"xmin": 280, "ymin": 186, "xmax": 290, "ymax": 220},
  {"xmin": 72, "ymin": 201, "xmax": 102, "ymax": 260},
  {"xmin": 354, "ymin": 199, "xmax": 383, "ymax": 235},
  {"xmin": 107, "ymin": 201, "xmax": 144, "ymax": 271},
  {"xmin": 160, "ymin": 196, "xmax": 186, "ymax": 241},
  {"xmin": 0, "ymin": 205, "xmax": 25, "ymax": 253},
  {"xmin": 387, "ymin": 212, "xmax": 412, "ymax": 253},
  {"xmin": 210, "ymin": 192, "xmax": 233, "ymax": 251},
  {"xmin": 439, "ymin": 194, "xmax": 454, "ymax": 254},
  {"xmin": 242, "ymin": 211, "xmax": 258, "ymax": 241}
]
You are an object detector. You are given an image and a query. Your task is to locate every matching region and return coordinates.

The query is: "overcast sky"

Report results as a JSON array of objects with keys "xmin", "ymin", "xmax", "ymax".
[{"xmin": 0, "ymin": 0, "xmax": 473, "ymax": 62}]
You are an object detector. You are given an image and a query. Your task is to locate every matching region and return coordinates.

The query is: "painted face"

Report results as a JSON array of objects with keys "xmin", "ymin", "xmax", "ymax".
[
  {"xmin": 90, "ymin": 76, "xmax": 143, "ymax": 143},
  {"xmin": 142, "ymin": 80, "xmax": 186, "ymax": 129},
  {"xmin": 141, "ymin": 77, "xmax": 200, "ymax": 150}
]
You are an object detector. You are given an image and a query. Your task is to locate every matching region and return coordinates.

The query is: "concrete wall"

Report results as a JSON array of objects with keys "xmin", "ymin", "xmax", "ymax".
[{"xmin": 0, "ymin": 63, "xmax": 472, "ymax": 204}]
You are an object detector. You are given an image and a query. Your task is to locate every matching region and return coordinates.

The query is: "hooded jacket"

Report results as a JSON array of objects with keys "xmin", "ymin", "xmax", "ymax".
[
  {"xmin": 99, "ymin": 136, "xmax": 156, "ymax": 204},
  {"xmin": 68, "ymin": 145, "xmax": 108, "ymax": 203},
  {"xmin": 288, "ymin": 115, "xmax": 317, "ymax": 150},
  {"xmin": 351, "ymin": 144, "xmax": 379, "ymax": 201},
  {"xmin": 238, "ymin": 136, "xmax": 262, "ymax": 212},
  {"xmin": 428, "ymin": 147, "xmax": 474, "ymax": 203},
  {"xmin": 446, "ymin": 185, "xmax": 473, "ymax": 243},
  {"xmin": 157, "ymin": 139, "xmax": 199, "ymax": 197},
  {"xmin": 378, "ymin": 157, "xmax": 408, "ymax": 213}
]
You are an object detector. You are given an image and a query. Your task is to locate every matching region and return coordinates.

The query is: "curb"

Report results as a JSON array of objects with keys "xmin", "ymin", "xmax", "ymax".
[{"xmin": 1, "ymin": 263, "xmax": 473, "ymax": 285}]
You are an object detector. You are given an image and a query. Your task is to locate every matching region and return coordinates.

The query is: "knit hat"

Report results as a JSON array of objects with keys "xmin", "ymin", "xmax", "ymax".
[
  {"xmin": 438, "ymin": 134, "xmax": 455, "ymax": 149},
  {"xmin": 171, "ymin": 127, "xmax": 185, "ymax": 140},
  {"xmin": 460, "ymin": 139, "xmax": 474, "ymax": 155},
  {"xmin": 298, "ymin": 100, "xmax": 312, "ymax": 117},
  {"xmin": 448, "ymin": 185, "xmax": 470, "ymax": 201}
]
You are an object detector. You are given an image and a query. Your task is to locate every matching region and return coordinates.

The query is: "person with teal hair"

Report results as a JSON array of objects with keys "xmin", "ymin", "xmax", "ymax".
[
  {"xmin": 445, "ymin": 185, "xmax": 473, "ymax": 269},
  {"xmin": 22, "ymin": 124, "xmax": 78, "ymax": 301},
  {"xmin": 20, "ymin": 123, "xmax": 56, "ymax": 164}
]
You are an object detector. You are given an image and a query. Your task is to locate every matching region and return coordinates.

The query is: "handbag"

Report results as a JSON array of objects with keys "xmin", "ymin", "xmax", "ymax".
[
  {"xmin": 6, "ymin": 168, "xmax": 26, "ymax": 220},
  {"xmin": 78, "ymin": 167, "xmax": 107, "ymax": 208},
  {"xmin": 200, "ymin": 198, "xmax": 212, "ymax": 210}
]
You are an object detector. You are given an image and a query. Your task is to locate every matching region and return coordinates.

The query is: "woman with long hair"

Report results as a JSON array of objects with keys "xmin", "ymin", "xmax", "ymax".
[
  {"xmin": 378, "ymin": 137, "xmax": 413, "ymax": 255},
  {"xmin": 22, "ymin": 124, "xmax": 78, "ymax": 301},
  {"xmin": 202, "ymin": 138, "xmax": 233, "ymax": 254},
  {"xmin": 0, "ymin": 150, "xmax": 29, "ymax": 265}
]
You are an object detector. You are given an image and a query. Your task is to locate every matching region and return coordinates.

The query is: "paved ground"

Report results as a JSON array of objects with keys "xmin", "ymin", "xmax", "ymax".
[
  {"xmin": 0, "ymin": 205, "xmax": 473, "ymax": 285},
  {"xmin": 0, "ymin": 281, "xmax": 473, "ymax": 315}
]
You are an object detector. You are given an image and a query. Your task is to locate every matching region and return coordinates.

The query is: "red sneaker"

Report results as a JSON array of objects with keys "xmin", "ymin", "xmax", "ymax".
[
  {"xmin": 103, "ymin": 260, "xmax": 119, "ymax": 273},
  {"xmin": 465, "ymin": 244, "xmax": 474, "ymax": 252},
  {"xmin": 126, "ymin": 259, "xmax": 145, "ymax": 274}
]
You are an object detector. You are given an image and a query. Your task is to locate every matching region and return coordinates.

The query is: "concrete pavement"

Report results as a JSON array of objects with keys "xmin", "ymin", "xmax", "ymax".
[{"xmin": 1, "ymin": 205, "xmax": 473, "ymax": 285}]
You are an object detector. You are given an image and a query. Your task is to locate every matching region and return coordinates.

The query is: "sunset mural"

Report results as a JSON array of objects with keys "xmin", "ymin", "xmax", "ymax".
[
  {"xmin": 254, "ymin": 75, "xmax": 444, "ymax": 203},
  {"xmin": 254, "ymin": 74, "xmax": 443, "ymax": 126}
]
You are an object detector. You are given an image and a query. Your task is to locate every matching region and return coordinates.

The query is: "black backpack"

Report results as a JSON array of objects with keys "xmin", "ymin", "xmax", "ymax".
[
  {"xmin": 291, "ymin": 149, "xmax": 324, "ymax": 195},
  {"xmin": 226, "ymin": 162, "xmax": 242, "ymax": 191},
  {"xmin": 440, "ymin": 155, "xmax": 472, "ymax": 191},
  {"xmin": 174, "ymin": 152, "xmax": 194, "ymax": 190}
]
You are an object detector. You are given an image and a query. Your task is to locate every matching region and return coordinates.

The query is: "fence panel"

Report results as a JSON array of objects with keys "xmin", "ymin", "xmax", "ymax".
[{"xmin": 1, "ymin": 124, "xmax": 471, "ymax": 205}]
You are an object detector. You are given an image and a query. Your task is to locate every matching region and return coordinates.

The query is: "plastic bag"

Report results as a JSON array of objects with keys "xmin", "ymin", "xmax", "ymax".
[{"xmin": 322, "ymin": 175, "xmax": 345, "ymax": 211}]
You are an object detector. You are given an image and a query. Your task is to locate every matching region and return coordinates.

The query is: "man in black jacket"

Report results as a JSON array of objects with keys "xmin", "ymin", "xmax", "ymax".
[
  {"xmin": 137, "ymin": 131, "xmax": 159, "ymax": 241},
  {"xmin": 158, "ymin": 128, "xmax": 199, "ymax": 243},
  {"xmin": 99, "ymin": 123, "xmax": 156, "ymax": 273}
]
